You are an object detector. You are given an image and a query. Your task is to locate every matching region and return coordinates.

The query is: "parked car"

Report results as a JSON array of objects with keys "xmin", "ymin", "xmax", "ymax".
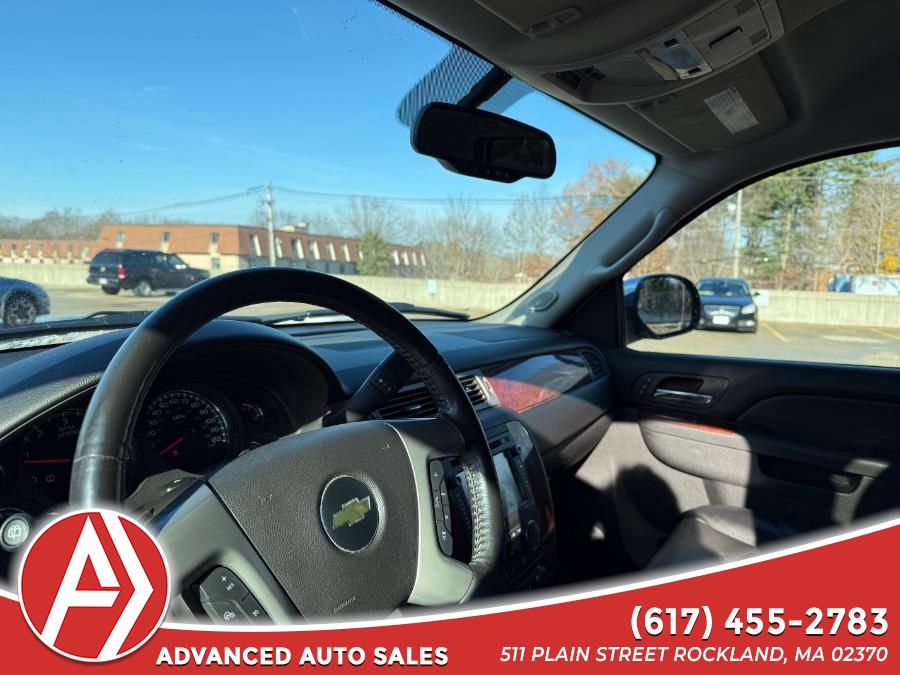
[
  {"xmin": 696, "ymin": 277, "xmax": 758, "ymax": 333},
  {"xmin": 0, "ymin": 278, "xmax": 51, "ymax": 326},
  {"xmin": 87, "ymin": 249, "xmax": 209, "ymax": 297}
]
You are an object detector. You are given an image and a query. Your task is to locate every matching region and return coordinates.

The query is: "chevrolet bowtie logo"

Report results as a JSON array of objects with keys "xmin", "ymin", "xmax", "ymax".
[{"xmin": 332, "ymin": 496, "xmax": 372, "ymax": 529}]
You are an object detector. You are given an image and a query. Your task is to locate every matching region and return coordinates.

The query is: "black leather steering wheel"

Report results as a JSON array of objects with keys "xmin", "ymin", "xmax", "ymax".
[{"xmin": 69, "ymin": 268, "xmax": 503, "ymax": 618}]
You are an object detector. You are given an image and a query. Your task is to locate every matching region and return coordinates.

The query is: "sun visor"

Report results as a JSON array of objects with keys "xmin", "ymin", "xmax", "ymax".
[{"xmin": 629, "ymin": 57, "xmax": 787, "ymax": 152}]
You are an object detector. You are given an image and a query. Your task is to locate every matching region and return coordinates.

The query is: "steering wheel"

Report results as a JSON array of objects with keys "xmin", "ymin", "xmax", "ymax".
[{"xmin": 69, "ymin": 268, "xmax": 503, "ymax": 619}]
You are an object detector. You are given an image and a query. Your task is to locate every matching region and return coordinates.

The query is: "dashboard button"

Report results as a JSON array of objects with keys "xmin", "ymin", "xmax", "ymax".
[{"xmin": 0, "ymin": 513, "xmax": 31, "ymax": 552}]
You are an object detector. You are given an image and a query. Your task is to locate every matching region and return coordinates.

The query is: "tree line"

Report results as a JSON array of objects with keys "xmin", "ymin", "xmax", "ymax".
[
  {"xmin": 261, "ymin": 158, "xmax": 647, "ymax": 282},
  {"xmin": 633, "ymin": 152, "xmax": 900, "ymax": 289}
]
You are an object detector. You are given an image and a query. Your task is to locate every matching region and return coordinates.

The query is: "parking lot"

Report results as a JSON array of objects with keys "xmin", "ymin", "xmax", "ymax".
[
  {"xmin": 632, "ymin": 322, "xmax": 900, "ymax": 368},
  {"xmin": 18, "ymin": 287, "xmax": 900, "ymax": 368}
]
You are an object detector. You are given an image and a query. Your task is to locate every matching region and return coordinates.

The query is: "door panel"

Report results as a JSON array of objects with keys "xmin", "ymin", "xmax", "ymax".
[{"xmin": 601, "ymin": 348, "xmax": 900, "ymax": 560}]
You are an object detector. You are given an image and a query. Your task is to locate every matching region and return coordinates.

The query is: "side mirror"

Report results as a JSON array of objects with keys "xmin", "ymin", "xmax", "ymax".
[
  {"xmin": 623, "ymin": 274, "xmax": 700, "ymax": 342},
  {"xmin": 752, "ymin": 290, "xmax": 761, "ymax": 297},
  {"xmin": 411, "ymin": 102, "xmax": 556, "ymax": 183}
]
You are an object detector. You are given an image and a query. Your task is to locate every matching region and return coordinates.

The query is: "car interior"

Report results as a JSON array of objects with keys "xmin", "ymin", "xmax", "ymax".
[{"xmin": 1, "ymin": 0, "xmax": 899, "ymax": 623}]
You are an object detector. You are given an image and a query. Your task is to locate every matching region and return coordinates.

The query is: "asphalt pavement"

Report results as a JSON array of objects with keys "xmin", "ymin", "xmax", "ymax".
[
  {"xmin": 22, "ymin": 287, "xmax": 900, "ymax": 368},
  {"xmin": 631, "ymin": 321, "xmax": 900, "ymax": 368}
]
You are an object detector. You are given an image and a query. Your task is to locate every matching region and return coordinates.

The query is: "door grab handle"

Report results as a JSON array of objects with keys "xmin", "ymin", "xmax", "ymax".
[{"xmin": 652, "ymin": 388, "xmax": 714, "ymax": 405}]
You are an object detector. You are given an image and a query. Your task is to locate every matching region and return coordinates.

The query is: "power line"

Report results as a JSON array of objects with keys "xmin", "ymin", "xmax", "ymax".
[{"xmin": 116, "ymin": 187, "xmax": 265, "ymax": 218}]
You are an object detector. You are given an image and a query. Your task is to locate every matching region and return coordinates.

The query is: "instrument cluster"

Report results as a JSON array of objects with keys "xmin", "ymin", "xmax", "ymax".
[{"xmin": 0, "ymin": 380, "xmax": 290, "ymax": 516}]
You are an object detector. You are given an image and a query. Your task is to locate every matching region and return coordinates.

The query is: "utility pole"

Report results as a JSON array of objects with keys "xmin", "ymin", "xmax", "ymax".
[
  {"xmin": 265, "ymin": 183, "xmax": 276, "ymax": 267},
  {"xmin": 731, "ymin": 188, "xmax": 743, "ymax": 277}
]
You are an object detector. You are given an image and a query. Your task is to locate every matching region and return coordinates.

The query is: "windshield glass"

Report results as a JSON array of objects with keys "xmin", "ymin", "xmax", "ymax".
[
  {"xmin": 0, "ymin": 1, "xmax": 653, "ymax": 335},
  {"xmin": 697, "ymin": 280, "xmax": 750, "ymax": 296}
]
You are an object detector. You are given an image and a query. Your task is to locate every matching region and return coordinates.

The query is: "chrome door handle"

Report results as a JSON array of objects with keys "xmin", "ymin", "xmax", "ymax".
[{"xmin": 652, "ymin": 388, "xmax": 714, "ymax": 405}]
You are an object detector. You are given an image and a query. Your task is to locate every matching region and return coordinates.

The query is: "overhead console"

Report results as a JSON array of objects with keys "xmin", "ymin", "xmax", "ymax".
[
  {"xmin": 396, "ymin": 0, "xmax": 847, "ymax": 152},
  {"xmin": 546, "ymin": 0, "xmax": 784, "ymax": 105}
]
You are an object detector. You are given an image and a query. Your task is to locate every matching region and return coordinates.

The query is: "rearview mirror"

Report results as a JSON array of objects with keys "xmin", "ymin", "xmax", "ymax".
[
  {"xmin": 623, "ymin": 274, "xmax": 700, "ymax": 342},
  {"xmin": 411, "ymin": 102, "xmax": 556, "ymax": 183}
]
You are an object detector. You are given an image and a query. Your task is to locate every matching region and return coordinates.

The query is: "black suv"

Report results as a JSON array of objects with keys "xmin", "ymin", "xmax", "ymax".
[{"xmin": 87, "ymin": 249, "xmax": 209, "ymax": 296}]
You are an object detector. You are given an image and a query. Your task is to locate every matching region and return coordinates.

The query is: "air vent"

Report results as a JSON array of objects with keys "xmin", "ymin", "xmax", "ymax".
[
  {"xmin": 373, "ymin": 374, "xmax": 488, "ymax": 420},
  {"xmin": 579, "ymin": 349, "xmax": 606, "ymax": 378}
]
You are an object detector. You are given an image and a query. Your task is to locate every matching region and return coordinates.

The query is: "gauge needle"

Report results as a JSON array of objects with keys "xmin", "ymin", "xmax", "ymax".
[{"xmin": 159, "ymin": 434, "xmax": 187, "ymax": 457}]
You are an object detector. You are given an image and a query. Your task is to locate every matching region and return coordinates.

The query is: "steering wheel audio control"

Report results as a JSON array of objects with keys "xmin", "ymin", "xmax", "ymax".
[
  {"xmin": 195, "ymin": 567, "xmax": 269, "ymax": 624},
  {"xmin": 429, "ymin": 460, "xmax": 453, "ymax": 556}
]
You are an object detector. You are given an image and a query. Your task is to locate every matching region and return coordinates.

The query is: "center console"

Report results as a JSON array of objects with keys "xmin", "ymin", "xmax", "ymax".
[{"xmin": 429, "ymin": 421, "xmax": 555, "ymax": 591}]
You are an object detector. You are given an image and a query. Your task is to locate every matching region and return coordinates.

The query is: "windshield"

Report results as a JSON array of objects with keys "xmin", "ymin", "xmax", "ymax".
[
  {"xmin": 0, "ymin": 1, "xmax": 653, "ymax": 336},
  {"xmin": 697, "ymin": 280, "xmax": 750, "ymax": 297}
]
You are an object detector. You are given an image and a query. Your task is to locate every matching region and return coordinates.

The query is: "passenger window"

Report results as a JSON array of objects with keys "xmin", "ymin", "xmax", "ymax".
[{"xmin": 626, "ymin": 148, "xmax": 900, "ymax": 367}]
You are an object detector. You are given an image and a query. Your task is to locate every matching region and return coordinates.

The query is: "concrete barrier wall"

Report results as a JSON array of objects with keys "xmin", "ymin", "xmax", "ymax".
[
  {"xmin": 334, "ymin": 275, "xmax": 528, "ymax": 315},
  {"xmin": 0, "ymin": 262, "xmax": 91, "ymax": 286},
  {"xmin": 1, "ymin": 262, "xmax": 897, "ymax": 327},
  {"xmin": 0, "ymin": 263, "xmax": 528, "ymax": 316},
  {"xmin": 757, "ymin": 290, "xmax": 900, "ymax": 328}
]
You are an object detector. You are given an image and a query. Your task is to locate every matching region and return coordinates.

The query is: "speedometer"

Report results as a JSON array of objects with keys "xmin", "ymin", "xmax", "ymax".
[{"xmin": 139, "ymin": 390, "xmax": 232, "ymax": 473}]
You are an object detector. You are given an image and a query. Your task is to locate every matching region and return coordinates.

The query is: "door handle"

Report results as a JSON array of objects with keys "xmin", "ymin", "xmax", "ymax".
[{"xmin": 652, "ymin": 388, "xmax": 714, "ymax": 406}]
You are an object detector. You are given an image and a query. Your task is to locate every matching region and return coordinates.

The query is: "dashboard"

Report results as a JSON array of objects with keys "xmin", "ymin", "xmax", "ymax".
[{"xmin": 0, "ymin": 318, "xmax": 613, "ymax": 590}]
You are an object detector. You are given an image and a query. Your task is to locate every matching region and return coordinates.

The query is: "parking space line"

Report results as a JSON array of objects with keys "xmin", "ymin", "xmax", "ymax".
[
  {"xmin": 762, "ymin": 323, "xmax": 790, "ymax": 343},
  {"xmin": 870, "ymin": 328, "xmax": 900, "ymax": 341}
]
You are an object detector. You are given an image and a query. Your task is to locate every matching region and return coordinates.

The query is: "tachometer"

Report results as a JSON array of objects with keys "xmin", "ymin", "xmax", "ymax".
[
  {"xmin": 19, "ymin": 408, "xmax": 83, "ymax": 503},
  {"xmin": 139, "ymin": 390, "xmax": 232, "ymax": 473}
]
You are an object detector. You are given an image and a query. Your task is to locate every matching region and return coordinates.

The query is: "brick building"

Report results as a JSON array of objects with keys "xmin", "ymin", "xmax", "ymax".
[{"xmin": 0, "ymin": 223, "xmax": 426, "ymax": 276}]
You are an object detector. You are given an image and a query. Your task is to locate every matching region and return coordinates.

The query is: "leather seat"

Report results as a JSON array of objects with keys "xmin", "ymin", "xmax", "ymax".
[{"xmin": 648, "ymin": 505, "xmax": 792, "ymax": 569}]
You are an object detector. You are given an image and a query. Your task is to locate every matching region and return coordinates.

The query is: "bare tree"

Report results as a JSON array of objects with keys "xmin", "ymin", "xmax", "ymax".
[
  {"xmin": 553, "ymin": 158, "xmax": 646, "ymax": 248},
  {"xmin": 504, "ymin": 188, "xmax": 560, "ymax": 280},
  {"xmin": 336, "ymin": 196, "xmax": 407, "ymax": 241},
  {"xmin": 419, "ymin": 198, "xmax": 503, "ymax": 282}
]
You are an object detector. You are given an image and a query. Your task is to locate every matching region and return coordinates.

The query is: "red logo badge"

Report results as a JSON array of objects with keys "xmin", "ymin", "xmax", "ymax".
[{"xmin": 18, "ymin": 509, "xmax": 170, "ymax": 662}]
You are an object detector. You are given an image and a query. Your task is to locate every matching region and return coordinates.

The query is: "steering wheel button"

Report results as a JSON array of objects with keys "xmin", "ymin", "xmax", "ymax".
[
  {"xmin": 238, "ymin": 596, "xmax": 270, "ymax": 624},
  {"xmin": 436, "ymin": 523, "xmax": 453, "ymax": 556},
  {"xmin": 202, "ymin": 599, "xmax": 246, "ymax": 624},
  {"xmin": 428, "ymin": 460, "xmax": 444, "ymax": 490},
  {"xmin": 371, "ymin": 368, "xmax": 396, "ymax": 395},
  {"xmin": 198, "ymin": 567, "xmax": 249, "ymax": 604},
  {"xmin": 431, "ymin": 490, "xmax": 442, "ymax": 514}
]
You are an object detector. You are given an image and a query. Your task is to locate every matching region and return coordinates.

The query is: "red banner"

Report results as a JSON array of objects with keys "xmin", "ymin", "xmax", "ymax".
[{"xmin": 1, "ymin": 513, "xmax": 896, "ymax": 673}]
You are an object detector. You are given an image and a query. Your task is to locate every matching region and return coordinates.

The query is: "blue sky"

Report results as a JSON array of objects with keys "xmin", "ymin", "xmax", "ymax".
[{"xmin": 0, "ymin": 0, "xmax": 653, "ymax": 226}]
